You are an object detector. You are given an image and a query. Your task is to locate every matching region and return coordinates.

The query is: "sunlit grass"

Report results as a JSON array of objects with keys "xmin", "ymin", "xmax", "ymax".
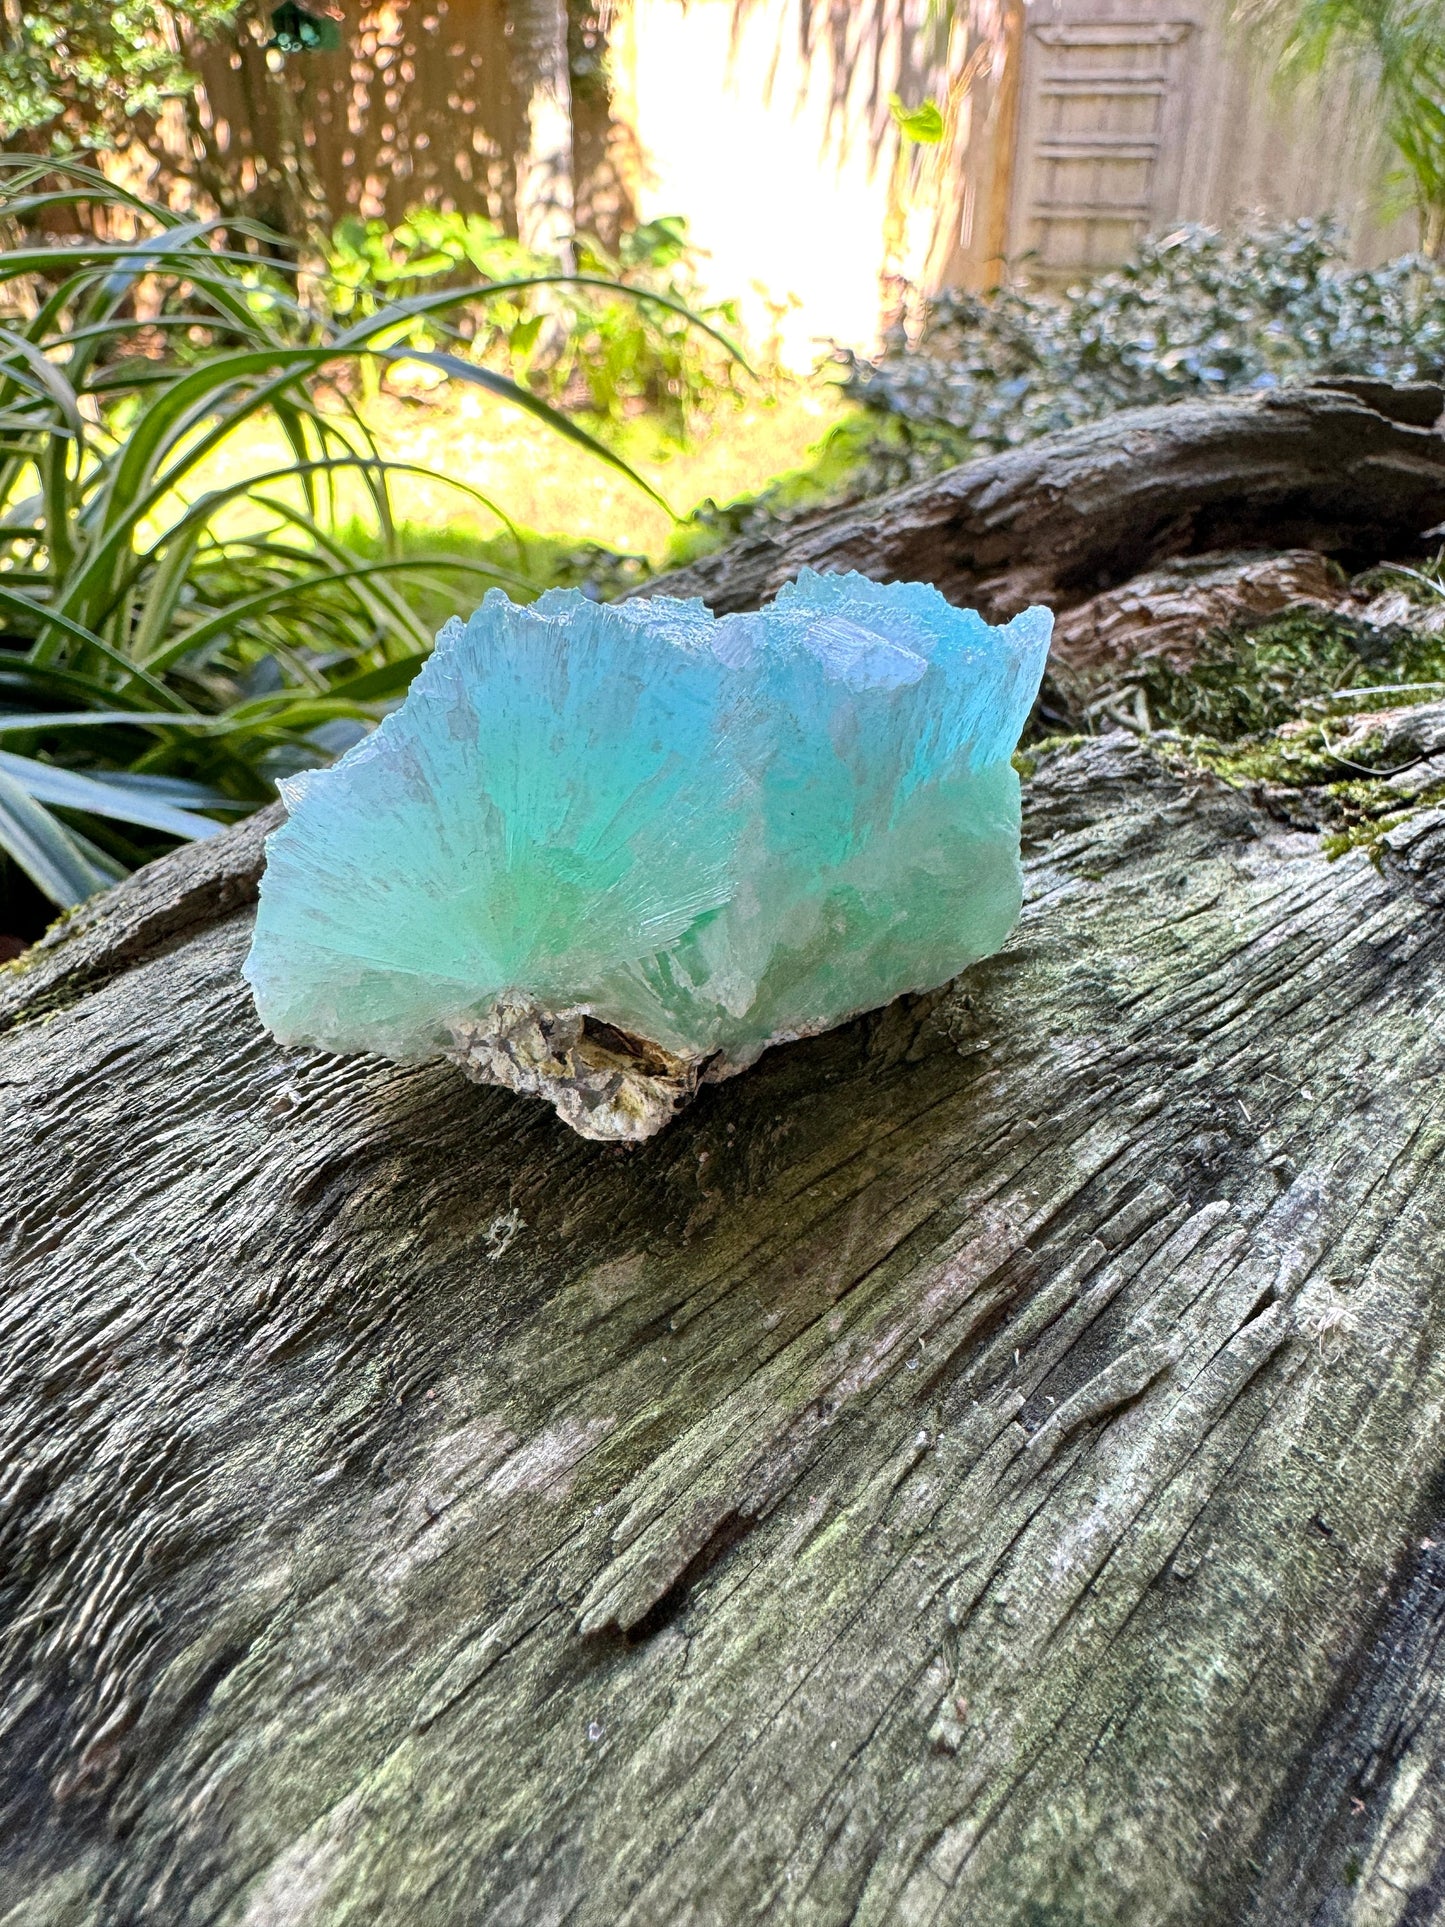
[{"xmin": 170, "ymin": 375, "xmax": 853, "ymax": 569}]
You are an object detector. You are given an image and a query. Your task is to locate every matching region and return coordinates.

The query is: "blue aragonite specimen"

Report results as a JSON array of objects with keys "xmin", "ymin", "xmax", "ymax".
[{"xmin": 243, "ymin": 571, "xmax": 1051, "ymax": 1140}]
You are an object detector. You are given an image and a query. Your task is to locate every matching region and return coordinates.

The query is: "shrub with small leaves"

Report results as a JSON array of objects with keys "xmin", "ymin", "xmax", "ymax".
[
  {"xmin": 844, "ymin": 221, "xmax": 1445, "ymax": 455},
  {"xmin": 0, "ymin": 2, "xmax": 239, "ymax": 155}
]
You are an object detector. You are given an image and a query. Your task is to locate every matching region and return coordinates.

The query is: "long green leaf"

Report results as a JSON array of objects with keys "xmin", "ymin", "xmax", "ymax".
[
  {"xmin": 35, "ymin": 315, "xmax": 673, "ymax": 648},
  {"xmin": 0, "ymin": 766, "xmax": 113, "ymax": 907},
  {"xmin": 130, "ymin": 521, "xmax": 207, "ymax": 664},
  {"xmin": 97, "ymin": 771, "xmax": 239, "ymax": 808},
  {"xmin": 134, "ymin": 553, "xmax": 466, "ymax": 675},
  {"xmin": 0, "ymin": 711, "xmax": 244, "ymax": 734},
  {"xmin": 66, "ymin": 364, "xmax": 383, "ymax": 623},
  {"xmin": 0, "ymin": 329, "xmax": 84, "ymax": 438},
  {"xmin": 327, "ymin": 655, "xmax": 429, "ymax": 702},
  {"xmin": 0, "ymin": 584, "xmax": 186, "ymax": 703},
  {"xmin": 331, "ymin": 274, "xmax": 755, "ymax": 374},
  {"xmin": 112, "ymin": 457, "xmax": 526, "ymax": 620},
  {"xmin": 0, "ymin": 752, "xmax": 223, "ymax": 840}
]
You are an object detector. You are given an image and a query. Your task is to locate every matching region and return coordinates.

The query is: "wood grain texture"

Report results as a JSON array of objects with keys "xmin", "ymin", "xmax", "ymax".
[
  {"xmin": 648, "ymin": 382, "xmax": 1445, "ymax": 620},
  {"xmin": 3, "ymin": 735, "xmax": 1445, "ymax": 1925}
]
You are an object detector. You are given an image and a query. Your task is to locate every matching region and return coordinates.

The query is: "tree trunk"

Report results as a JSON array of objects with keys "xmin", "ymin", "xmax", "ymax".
[
  {"xmin": 508, "ymin": 0, "xmax": 576, "ymax": 264},
  {"xmin": 5, "ymin": 395, "xmax": 1445, "ymax": 1925}
]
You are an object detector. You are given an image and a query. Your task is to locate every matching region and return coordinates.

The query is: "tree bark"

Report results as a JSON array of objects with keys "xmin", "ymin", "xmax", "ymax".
[
  {"xmin": 3, "ymin": 733, "xmax": 1445, "ymax": 1924},
  {"xmin": 649, "ymin": 379, "xmax": 1445, "ymax": 619},
  {"xmin": 6, "ymin": 391, "xmax": 1445, "ymax": 1924}
]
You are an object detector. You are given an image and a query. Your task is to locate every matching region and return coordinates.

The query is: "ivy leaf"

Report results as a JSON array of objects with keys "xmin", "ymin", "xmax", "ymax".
[{"xmin": 889, "ymin": 95, "xmax": 945, "ymax": 144}]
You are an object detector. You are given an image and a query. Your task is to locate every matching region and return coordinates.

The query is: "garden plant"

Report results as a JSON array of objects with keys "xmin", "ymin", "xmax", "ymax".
[{"xmin": 0, "ymin": 159, "xmax": 738, "ymax": 933}]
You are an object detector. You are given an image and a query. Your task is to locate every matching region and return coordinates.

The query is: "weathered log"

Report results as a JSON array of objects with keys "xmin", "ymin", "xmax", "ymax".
[
  {"xmin": 7, "ymin": 387, "xmax": 1445, "ymax": 1921},
  {"xmin": 4, "ymin": 721, "xmax": 1445, "ymax": 1923},
  {"xmin": 651, "ymin": 381, "xmax": 1445, "ymax": 618}
]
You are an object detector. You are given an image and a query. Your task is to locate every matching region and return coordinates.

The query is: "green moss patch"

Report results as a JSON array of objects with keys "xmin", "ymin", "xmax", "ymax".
[
  {"xmin": 1048, "ymin": 587, "xmax": 1445, "ymax": 861},
  {"xmin": 1131, "ymin": 607, "xmax": 1445, "ymax": 740}
]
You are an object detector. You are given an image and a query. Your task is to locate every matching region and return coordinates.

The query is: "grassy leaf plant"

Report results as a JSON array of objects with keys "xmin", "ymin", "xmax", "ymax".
[{"xmin": 0, "ymin": 158, "xmax": 732, "ymax": 937}]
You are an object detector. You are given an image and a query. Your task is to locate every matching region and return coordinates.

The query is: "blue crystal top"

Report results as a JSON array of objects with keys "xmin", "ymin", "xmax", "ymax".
[{"xmin": 243, "ymin": 571, "xmax": 1050, "ymax": 1092}]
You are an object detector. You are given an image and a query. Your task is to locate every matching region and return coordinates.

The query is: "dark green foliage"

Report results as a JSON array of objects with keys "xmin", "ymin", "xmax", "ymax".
[
  {"xmin": 845, "ymin": 222, "xmax": 1445, "ymax": 455},
  {"xmin": 0, "ymin": 1, "xmax": 239, "ymax": 154}
]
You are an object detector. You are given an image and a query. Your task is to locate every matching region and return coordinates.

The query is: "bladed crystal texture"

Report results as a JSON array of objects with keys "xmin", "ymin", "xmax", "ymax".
[{"xmin": 243, "ymin": 571, "xmax": 1051, "ymax": 1139}]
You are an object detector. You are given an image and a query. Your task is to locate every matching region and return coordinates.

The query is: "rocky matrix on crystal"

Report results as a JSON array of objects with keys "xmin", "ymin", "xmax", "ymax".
[{"xmin": 243, "ymin": 571, "xmax": 1051, "ymax": 1140}]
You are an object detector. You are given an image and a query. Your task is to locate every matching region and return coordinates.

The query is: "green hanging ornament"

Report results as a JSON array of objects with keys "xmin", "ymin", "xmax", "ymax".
[{"xmin": 267, "ymin": 3, "xmax": 343, "ymax": 54}]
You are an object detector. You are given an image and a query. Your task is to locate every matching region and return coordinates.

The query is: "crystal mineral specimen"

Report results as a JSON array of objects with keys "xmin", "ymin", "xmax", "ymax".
[{"xmin": 243, "ymin": 571, "xmax": 1051, "ymax": 1141}]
